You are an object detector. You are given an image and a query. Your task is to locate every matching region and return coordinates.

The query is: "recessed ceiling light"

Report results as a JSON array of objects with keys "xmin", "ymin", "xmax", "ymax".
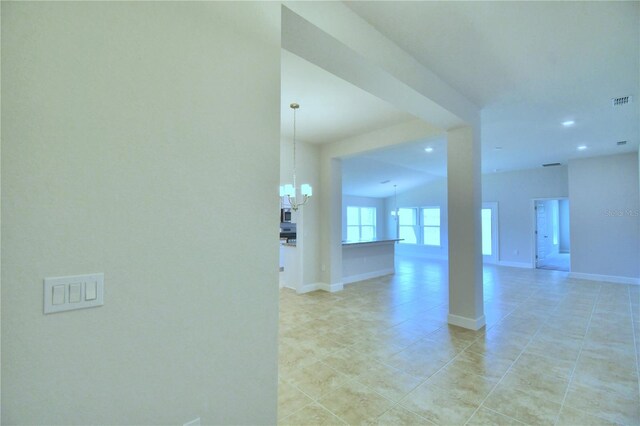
[
  {"xmin": 562, "ymin": 120, "xmax": 575, "ymax": 127},
  {"xmin": 577, "ymin": 145, "xmax": 587, "ymax": 151},
  {"xmin": 424, "ymin": 147, "xmax": 434, "ymax": 153}
]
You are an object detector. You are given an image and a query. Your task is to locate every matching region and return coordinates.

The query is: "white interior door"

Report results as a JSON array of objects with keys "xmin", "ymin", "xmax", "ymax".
[{"xmin": 535, "ymin": 200, "xmax": 550, "ymax": 267}]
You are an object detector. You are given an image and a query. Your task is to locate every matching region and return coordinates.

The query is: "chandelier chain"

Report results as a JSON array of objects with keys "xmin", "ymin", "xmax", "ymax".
[{"xmin": 292, "ymin": 105, "xmax": 297, "ymax": 191}]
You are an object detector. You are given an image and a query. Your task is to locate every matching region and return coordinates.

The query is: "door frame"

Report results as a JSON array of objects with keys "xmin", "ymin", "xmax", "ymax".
[{"xmin": 531, "ymin": 197, "xmax": 569, "ymax": 269}]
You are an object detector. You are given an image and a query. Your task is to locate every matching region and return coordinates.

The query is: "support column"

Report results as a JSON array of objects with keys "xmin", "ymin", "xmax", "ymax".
[
  {"xmin": 447, "ymin": 126, "xmax": 485, "ymax": 330},
  {"xmin": 319, "ymin": 156, "xmax": 343, "ymax": 292},
  {"xmin": 328, "ymin": 158, "xmax": 343, "ymax": 290}
]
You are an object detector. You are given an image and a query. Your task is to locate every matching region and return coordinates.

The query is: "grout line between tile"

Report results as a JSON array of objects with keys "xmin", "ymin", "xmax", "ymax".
[
  {"xmin": 627, "ymin": 285, "xmax": 640, "ymax": 383},
  {"xmin": 554, "ymin": 284, "xmax": 601, "ymax": 425},
  {"xmin": 462, "ymin": 284, "xmax": 568, "ymax": 426}
]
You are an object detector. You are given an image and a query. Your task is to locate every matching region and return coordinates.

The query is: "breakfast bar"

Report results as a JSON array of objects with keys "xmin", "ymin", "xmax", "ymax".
[{"xmin": 342, "ymin": 239, "xmax": 401, "ymax": 284}]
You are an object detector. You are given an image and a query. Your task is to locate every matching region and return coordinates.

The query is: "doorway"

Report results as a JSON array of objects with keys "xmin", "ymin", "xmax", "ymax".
[
  {"xmin": 482, "ymin": 202, "xmax": 499, "ymax": 264},
  {"xmin": 534, "ymin": 198, "xmax": 570, "ymax": 271}
]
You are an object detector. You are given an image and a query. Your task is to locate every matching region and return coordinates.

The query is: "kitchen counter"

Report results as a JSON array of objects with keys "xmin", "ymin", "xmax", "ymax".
[
  {"xmin": 342, "ymin": 239, "xmax": 402, "ymax": 246},
  {"xmin": 342, "ymin": 239, "xmax": 401, "ymax": 284}
]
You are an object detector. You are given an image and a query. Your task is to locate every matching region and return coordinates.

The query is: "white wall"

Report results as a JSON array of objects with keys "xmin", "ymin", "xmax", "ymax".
[
  {"xmin": 342, "ymin": 195, "xmax": 386, "ymax": 241},
  {"xmin": 559, "ymin": 199, "xmax": 571, "ymax": 253},
  {"xmin": 1, "ymin": 2, "xmax": 280, "ymax": 424},
  {"xmin": 483, "ymin": 166, "xmax": 569, "ymax": 266},
  {"xmin": 569, "ymin": 153, "xmax": 640, "ymax": 280},
  {"xmin": 385, "ymin": 166, "xmax": 569, "ymax": 266}
]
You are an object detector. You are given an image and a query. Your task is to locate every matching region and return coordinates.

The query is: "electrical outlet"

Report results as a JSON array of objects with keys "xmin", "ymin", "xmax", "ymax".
[{"xmin": 183, "ymin": 418, "xmax": 200, "ymax": 426}]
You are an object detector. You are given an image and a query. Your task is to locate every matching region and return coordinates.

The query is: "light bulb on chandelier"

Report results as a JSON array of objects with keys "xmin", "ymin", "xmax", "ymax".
[{"xmin": 279, "ymin": 103, "xmax": 312, "ymax": 211}]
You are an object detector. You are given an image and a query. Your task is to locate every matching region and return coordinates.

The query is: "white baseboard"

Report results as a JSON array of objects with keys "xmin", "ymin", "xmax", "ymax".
[
  {"xmin": 296, "ymin": 283, "xmax": 318, "ymax": 294},
  {"xmin": 342, "ymin": 268, "xmax": 394, "ymax": 285},
  {"xmin": 497, "ymin": 260, "xmax": 533, "ymax": 269},
  {"xmin": 317, "ymin": 282, "xmax": 344, "ymax": 292},
  {"xmin": 448, "ymin": 313, "xmax": 486, "ymax": 331},
  {"xmin": 569, "ymin": 272, "xmax": 640, "ymax": 286}
]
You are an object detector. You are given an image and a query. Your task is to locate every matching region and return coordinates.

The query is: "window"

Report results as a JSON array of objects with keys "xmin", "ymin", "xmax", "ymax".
[
  {"xmin": 398, "ymin": 207, "xmax": 441, "ymax": 246},
  {"xmin": 422, "ymin": 207, "xmax": 441, "ymax": 246},
  {"xmin": 398, "ymin": 208, "xmax": 417, "ymax": 244},
  {"xmin": 346, "ymin": 206, "xmax": 376, "ymax": 241}
]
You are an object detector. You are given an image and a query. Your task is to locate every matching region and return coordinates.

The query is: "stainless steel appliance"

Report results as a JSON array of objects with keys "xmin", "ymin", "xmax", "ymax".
[{"xmin": 279, "ymin": 222, "xmax": 296, "ymax": 242}]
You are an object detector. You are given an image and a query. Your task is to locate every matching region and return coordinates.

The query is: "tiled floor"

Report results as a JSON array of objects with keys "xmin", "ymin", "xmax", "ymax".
[{"xmin": 278, "ymin": 257, "xmax": 640, "ymax": 425}]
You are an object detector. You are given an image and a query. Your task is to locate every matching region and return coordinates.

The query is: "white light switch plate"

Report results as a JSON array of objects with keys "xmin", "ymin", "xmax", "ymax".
[{"xmin": 44, "ymin": 273, "xmax": 104, "ymax": 314}]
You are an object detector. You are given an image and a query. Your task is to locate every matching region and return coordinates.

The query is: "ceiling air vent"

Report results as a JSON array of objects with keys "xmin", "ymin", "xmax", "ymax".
[
  {"xmin": 542, "ymin": 162, "xmax": 562, "ymax": 167},
  {"xmin": 612, "ymin": 96, "xmax": 632, "ymax": 107},
  {"xmin": 617, "ymin": 140, "xmax": 627, "ymax": 146}
]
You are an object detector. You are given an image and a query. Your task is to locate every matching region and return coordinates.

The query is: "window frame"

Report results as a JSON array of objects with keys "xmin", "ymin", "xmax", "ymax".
[
  {"xmin": 346, "ymin": 206, "xmax": 377, "ymax": 242},
  {"xmin": 421, "ymin": 206, "xmax": 441, "ymax": 247},
  {"xmin": 397, "ymin": 206, "xmax": 441, "ymax": 246},
  {"xmin": 398, "ymin": 207, "xmax": 419, "ymax": 245}
]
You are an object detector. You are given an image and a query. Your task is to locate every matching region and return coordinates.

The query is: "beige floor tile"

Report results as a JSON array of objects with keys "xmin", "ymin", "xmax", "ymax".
[
  {"xmin": 574, "ymin": 351, "xmax": 638, "ymax": 381},
  {"xmin": 510, "ymin": 351, "xmax": 575, "ymax": 380},
  {"xmin": 525, "ymin": 336, "xmax": 582, "ymax": 363},
  {"xmin": 279, "ymin": 342, "xmax": 320, "ymax": 377},
  {"xmin": 382, "ymin": 349, "xmax": 449, "ymax": 380},
  {"xmin": 465, "ymin": 339, "xmax": 524, "ymax": 361},
  {"xmin": 279, "ymin": 403, "xmax": 346, "ymax": 426},
  {"xmin": 556, "ymin": 406, "xmax": 617, "ymax": 426},
  {"xmin": 349, "ymin": 335, "xmax": 406, "ymax": 360},
  {"xmin": 286, "ymin": 360, "xmax": 350, "ymax": 400},
  {"xmin": 400, "ymin": 382, "xmax": 479, "ymax": 425},
  {"xmin": 448, "ymin": 350, "xmax": 514, "ymax": 380},
  {"xmin": 571, "ymin": 368, "xmax": 639, "ymax": 398},
  {"xmin": 355, "ymin": 363, "xmax": 423, "ymax": 402},
  {"xmin": 278, "ymin": 381, "xmax": 314, "ymax": 420},
  {"xmin": 496, "ymin": 369, "xmax": 569, "ymax": 403},
  {"xmin": 466, "ymin": 407, "xmax": 525, "ymax": 425},
  {"xmin": 483, "ymin": 387, "xmax": 561, "ymax": 425},
  {"xmin": 371, "ymin": 406, "xmax": 434, "ymax": 425},
  {"xmin": 279, "ymin": 259, "xmax": 639, "ymax": 426},
  {"xmin": 563, "ymin": 381, "xmax": 640, "ymax": 425},
  {"xmin": 426, "ymin": 364, "xmax": 498, "ymax": 404},
  {"xmin": 321, "ymin": 348, "xmax": 377, "ymax": 380},
  {"xmin": 318, "ymin": 380, "xmax": 395, "ymax": 425}
]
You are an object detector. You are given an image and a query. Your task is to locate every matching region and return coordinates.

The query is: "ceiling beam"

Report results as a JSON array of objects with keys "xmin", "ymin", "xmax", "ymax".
[{"xmin": 282, "ymin": 3, "xmax": 479, "ymax": 131}]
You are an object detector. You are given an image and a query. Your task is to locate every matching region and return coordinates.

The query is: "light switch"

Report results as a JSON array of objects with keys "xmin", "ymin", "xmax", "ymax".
[
  {"xmin": 52, "ymin": 285, "xmax": 65, "ymax": 305},
  {"xmin": 69, "ymin": 283, "xmax": 82, "ymax": 303},
  {"xmin": 85, "ymin": 280, "xmax": 97, "ymax": 301},
  {"xmin": 44, "ymin": 273, "xmax": 104, "ymax": 314}
]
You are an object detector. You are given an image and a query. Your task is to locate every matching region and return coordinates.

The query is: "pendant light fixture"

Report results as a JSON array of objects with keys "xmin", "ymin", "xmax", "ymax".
[{"xmin": 279, "ymin": 102, "xmax": 312, "ymax": 211}]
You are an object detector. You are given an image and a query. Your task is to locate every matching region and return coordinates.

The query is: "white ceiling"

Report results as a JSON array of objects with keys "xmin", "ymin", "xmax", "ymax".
[
  {"xmin": 280, "ymin": 50, "xmax": 415, "ymax": 144},
  {"xmin": 282, "ymin": 2, "xmax": 640, "ymax": 198},
  {"xmin": 342, "ymin": 137, "xmax": 447, "ymax": 198}
]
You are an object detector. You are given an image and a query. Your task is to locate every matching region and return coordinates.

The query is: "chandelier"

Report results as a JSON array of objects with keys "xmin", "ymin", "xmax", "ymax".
[{"xmin": 279, "ymin": 102, "xmax": 312, "ymax": 211}]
